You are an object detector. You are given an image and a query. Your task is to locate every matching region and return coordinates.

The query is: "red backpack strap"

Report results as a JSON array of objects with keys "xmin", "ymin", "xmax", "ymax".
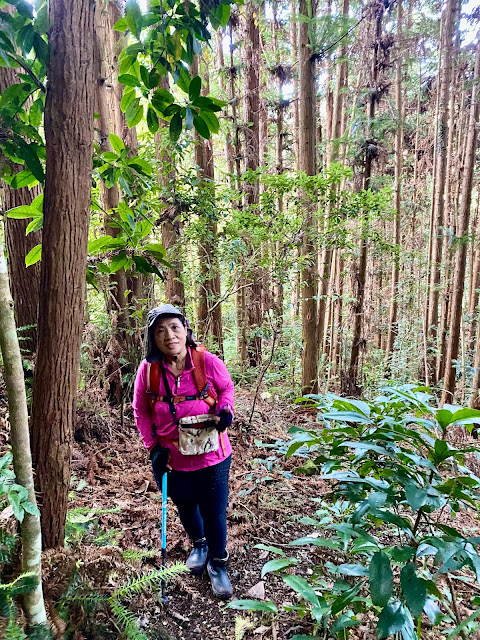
[
  {"xmin": 191, "ymin": 345, "xmax": 217, "ymax": 408},
  {"xmin": 146, "ymin": 361, "xmax": 161, "ymax": 413}
]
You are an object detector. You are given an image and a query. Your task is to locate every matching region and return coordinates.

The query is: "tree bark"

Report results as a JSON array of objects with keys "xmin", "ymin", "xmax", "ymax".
[
  {"xmin": 31, "ymin": 0, "xmax": 95, "ymax": 549},
  {"xmin": 298, "ymin": 0, "xmax": 319, "ymax": 394},
  {"xmin": 442, "ymin": 42, "xmax": 480, "ymax": 404},
  {"xmin": 0, "ymin": 239, "xmax": 47, "ymax": 628}
]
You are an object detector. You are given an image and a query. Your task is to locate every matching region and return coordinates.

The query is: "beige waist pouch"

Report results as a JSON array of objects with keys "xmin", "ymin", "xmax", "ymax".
[{"xmin": 178, "ymin": 415, "xmax": 219, "ymax": 456}]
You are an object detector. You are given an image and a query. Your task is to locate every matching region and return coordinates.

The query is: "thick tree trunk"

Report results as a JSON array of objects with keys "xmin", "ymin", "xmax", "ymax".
[
  {"xmin": 31, "ymin": 0, "xmax": 95, "ymax": 549},
  {"xmin": 0, "ymin": 239, "xmax": 47, "ymax": 628},
  {"xmin": 442, "ymin": 42, "xmax": 480, "ymax": 404},
  {"xmin": 0, "ymin": 58, "xmax": 42, "ymax": 355},
  {"xmin": 298, "ymin": 0, "xmax": 319, "ymax": 394}
]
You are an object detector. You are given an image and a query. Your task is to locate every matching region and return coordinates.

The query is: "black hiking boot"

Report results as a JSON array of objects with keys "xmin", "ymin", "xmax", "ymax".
[
  {"xmin": 207, "ymin": 552, "xmax": 233, "ymax": 599},
  {"xmin": 186, "ymin": 538, "xmax": 208, "ymax": 576}
]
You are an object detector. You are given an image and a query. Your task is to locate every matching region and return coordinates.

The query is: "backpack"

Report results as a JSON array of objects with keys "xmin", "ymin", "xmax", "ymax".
[{"xmin": 146, "ymin": 344, "xmax": 217, "ymax": 413}]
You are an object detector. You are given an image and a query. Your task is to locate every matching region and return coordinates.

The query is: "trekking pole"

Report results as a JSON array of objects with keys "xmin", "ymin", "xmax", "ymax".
[{"xmin": 160, "ymin": 471, "xmax": 168, "ymax": 603}]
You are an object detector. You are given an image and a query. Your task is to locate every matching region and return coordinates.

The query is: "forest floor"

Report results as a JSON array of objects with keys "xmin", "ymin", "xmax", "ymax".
[{"xmin": 2, "ymin": 386, "xmax": 480, "ymax": 639}]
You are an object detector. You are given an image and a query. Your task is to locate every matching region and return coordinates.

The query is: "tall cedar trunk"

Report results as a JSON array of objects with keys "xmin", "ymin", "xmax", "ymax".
[
  {"xmin": 0, "ymin": 58, "xmax": 41, "ymax": 354},
  {"xmin": 298, "ymin": 0, "xmax": 319, "ymax": 394},
  {"xmin": 442, "ymin": 42, "xmax": 480, "ymax": 404},
  {"xmin": 290, "ymin": 0, "xmax": 300, "ymax": 171},
  {"xmin": 243, "ymin": 2, "xmax": 262, "ymax": 367},
  {"xmin": 193, "ymin": 57, "xmax": 223, "ymax": 355},
  {"xmin": 155, "ymin": 76, "xmax": 185, "ymax": 308},
  {"xmin": 384, "ymin": 0, "xmax": 403, "ymax": 370},
  {"xmin": 344, "ymin": 2, "xmax": 383, "ymax": 396},
  {"xmin": 0, "ymin": 240, "xmax": 47, "ymax": 627},
  {"xmin": 273, "ymin": 0, "xmax": 284, "ymax": 321},
  {"xmin": 318, "ymin": 0, "xmax": 349, "ymax": 366},
  {"xmin": 31, "ymin": 0, "xmax": 95, "ymax": 549},
  {"xmin": 426, "ymin": 0, "xmax": 455, "ymax": 382}
]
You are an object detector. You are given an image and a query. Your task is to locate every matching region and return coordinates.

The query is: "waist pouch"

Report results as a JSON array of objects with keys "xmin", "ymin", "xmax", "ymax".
[{"xmin": 178, "ymin": 415, "xmax": 219, "ymax": 455}]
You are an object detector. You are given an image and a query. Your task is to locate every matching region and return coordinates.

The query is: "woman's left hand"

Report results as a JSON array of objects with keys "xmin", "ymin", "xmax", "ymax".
[{"xmin": 216, "ymin": 407, "xmax": 233, "ymax": 432}]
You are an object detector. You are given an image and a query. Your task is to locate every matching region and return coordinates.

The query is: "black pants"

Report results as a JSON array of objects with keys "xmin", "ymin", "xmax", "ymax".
[{"xmin": 156, "ymin": 455, "xmax": 231, "ymax": 559}]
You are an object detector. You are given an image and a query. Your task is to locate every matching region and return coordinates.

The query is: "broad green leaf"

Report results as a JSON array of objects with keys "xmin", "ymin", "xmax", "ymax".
[
  {"xmin": 146, "ymin": 106, "xmax": 159, "ymax": 133},
  {"xmin": 369, "ymin": 551, "xmax": 393, "ymax": 608},
  {"xmin": 5, "ymin": 205, "xmax": 40, "ymax": 219},
  {"xmin": 127, "ymin": 157, "xmax": 153, "ymax": 175},
  {"xmin": 404, "ymin": 484, "xmax": 428, "ymax": 511},
  {"xmin": 200, "ymin": 109, "xmax": 219, "ymax": 134},
  {"xmin": 26, "ymin": 217, "xmax": 43, "ymax": 234},
  {"xmin": 127, "ymin": 102, "xmax": 143, "ymax": 128},
  {"xmin": 253, "ymin": 544, "xmax": 286, "ymax": 557},
  {"xmin": 321, "ymin": 410, "xmax": 370, "ymax": 424},
  {"xmin": 143, "ymin": 243, "xmax": 166, "ymax": 257},
  {"xmin": 118, "ymin": 73, "xmax": 140, "ymax": 87},
  {"xmin": 110, "ymin": 252, "xmax": 128, "ymax": 273},
  {"xmin": 261, "ymin": 557, "xmax": 296, "ymax": 578},
  {"xmin": 331, "ymin": 583, "xmax": 362, "ymax": 615},
  {"xmin": 282, "ymin": 575, "xmax": 320, "ymax": 607},
  {"xmin": 133, "ymin": 255, "xmax": 161, "ymax": 276},
  {"xmin": 169, "ymin": 112, "xmax": 182, "ymax": 142},
  {"xmin": 10, "ymin": 170, "xmax": 38, "ymax": 189},
  {"xmin": 109, "ymin": 133, "xmax": 125, "ymax": 154},
  {"xmin": 113, "ymin": 16, "xmax": 128, "ymax": 31},
  {"xmin": 435, "ymin": 409, "xmax": 453, "ymax": 429},
  {"xmin": 22, "ymin": 501, "xmax": 40, "ymax": 516},
  {"xmin": 193, "ymin": 114, "xmax": 210, "ymax": 139},
  {"xmin": 290, "ymin": 536, "xmax": 339, "ymax": 549},
  {"xmin": 188, "ymin": 75, "xmax": 201, "ymax": 101},
  {"xmin": 102, "ymin": 152, "xmax": 119, "ymax": 162},
  {"xmin": 125, "ymin": 0, "xmax": 143, "ymax": 37},
  {"xmin": 25, "ymin": 244, "xmax": 41, "ymax": 267},
  {"xmin": 151, "ymin": 88, "xmax": 175, "ymax": 112},
  {"xmin": 226, "ymin": 600, "xmax": 278, "ymax": 613},
  {"xmin": 17, "ymin": 140, "xmax": 44, "ymax": 184},
  {"xmin": 185, "ymin": 105, "xmax": 194, "ymax": 130},
  {"xmin": 377, "ymin": 602, "xmax": 415, "ymax": 640},
  {"xmin": 423, "ymin": 598, "xmax": 443, "ymax": 624},
  {"xmin": 400, "ymin": 563, "xmax": 426, "ymax": 618},
  {"xmin": 120, "ymin": 87, "xmax": 136, "ymax": 113},
  {"xmin": 336, "ymin": 563, "xmax": 369, "ymax": 576}
]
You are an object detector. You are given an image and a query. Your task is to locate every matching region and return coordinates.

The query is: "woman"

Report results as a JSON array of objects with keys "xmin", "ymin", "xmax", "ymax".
[{"xmin": 133, "ymin": 304, "xmax": 234, "ymax": 599}]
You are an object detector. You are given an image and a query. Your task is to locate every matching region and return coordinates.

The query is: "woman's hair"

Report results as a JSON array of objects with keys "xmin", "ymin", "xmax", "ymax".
[{"xmin": 145, "ymin": 305, "xmax": 197, "ymax": 362}]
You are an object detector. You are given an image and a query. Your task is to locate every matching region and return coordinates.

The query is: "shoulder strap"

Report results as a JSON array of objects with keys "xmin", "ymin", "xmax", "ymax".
[
  {"xmin": 191, "ymin": 345, "xmax": 217, "ymax": 408},
  {"xmin": 146, "ymin": 362, "xmax": 161, "ymax": 413}
]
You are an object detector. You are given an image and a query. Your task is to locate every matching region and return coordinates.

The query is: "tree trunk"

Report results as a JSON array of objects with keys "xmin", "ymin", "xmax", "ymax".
[
  {"xmin": 243, "ymin": 2, "xmax": 263, "ymax": 367},
  {"xmin": 385, "ymin": 0, "xmax": 403, "ymax": 371},
  {"xmin": 31, "ymin": 0, "xmax": 95, "ymax": 549},
  {"xmin": 298, "ymin": 0, "xmax": 319, "ymax": 394},
  {"xmin": 0, "ymin": 55, "xmax": 41, "ymax": 355},
  {"xmin": 0, "ymin": 239, "xmax": 47, "ymax": 628},
  {"xmin": 426, "ymin": 0, "xmax": 456, "ymax": 382},
  {"xmin": 442, "ymin": 42, "xmax": 480, "ymax": 404}
]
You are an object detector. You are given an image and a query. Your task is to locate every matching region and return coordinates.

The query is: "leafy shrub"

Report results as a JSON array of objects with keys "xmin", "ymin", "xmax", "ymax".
[{"xmin": 230, "ymin": 386, "xmax": 480, "ymax": 639}]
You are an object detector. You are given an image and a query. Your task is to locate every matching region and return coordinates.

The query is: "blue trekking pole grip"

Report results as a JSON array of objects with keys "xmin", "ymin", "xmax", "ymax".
[{"xmin": 161, "ymin": 471, "xmax": 168, "ymax": 603}]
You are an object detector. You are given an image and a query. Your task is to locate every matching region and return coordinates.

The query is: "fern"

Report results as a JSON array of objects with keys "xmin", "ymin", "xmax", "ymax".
[
  {"xmin": 112, "ymin": 563, "xmax": 188, "ymax": 600},
  {"xmin": 122, "ymin": 549, "xmax": 159, "ymax": 561},
  {"xmin": 4, "ymin": 618, "xmax": 27, "ymax": 640},
  {"xmin": 109, "ymin": 599, "xmax": 148, "ymax": 640}
]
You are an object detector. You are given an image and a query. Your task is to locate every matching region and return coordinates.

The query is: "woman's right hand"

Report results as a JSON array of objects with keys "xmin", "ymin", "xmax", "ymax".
[{"xmin": 149, "ymin": 444, "xmax": 171, "ymax": 485}]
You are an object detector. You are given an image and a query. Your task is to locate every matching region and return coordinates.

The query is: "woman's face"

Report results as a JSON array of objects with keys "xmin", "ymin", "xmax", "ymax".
[{"xmin": 153, "ymin": 316, "xmax": 188, "ymax": 359}]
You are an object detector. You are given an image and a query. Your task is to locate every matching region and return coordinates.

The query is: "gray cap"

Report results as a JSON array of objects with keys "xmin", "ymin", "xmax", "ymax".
[{"xmin": 145, "ymin": 304, "xmax": 196, "ymax": 362}]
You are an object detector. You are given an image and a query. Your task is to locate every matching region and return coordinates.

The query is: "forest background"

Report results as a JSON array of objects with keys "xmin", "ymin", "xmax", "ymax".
[{"xmin": 1, "ymin": 0, "xmax": 480, "ymax": 637}]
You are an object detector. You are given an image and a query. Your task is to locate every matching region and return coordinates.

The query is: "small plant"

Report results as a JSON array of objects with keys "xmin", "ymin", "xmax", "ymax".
[{"xmin": 230, "ymin": 386, "xmax": 480, "ymax": 639}]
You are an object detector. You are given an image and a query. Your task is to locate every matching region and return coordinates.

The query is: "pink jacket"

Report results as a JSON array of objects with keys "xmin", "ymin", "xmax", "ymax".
[{"xmin": 133, "ymin": 347, "xmax": 234, "ymax": 471}]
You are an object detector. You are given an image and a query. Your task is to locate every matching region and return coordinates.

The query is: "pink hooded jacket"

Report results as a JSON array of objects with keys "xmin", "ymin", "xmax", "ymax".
[{"xmin": 133, "ymin": 346, "xmax": 234, "ymax": 471}]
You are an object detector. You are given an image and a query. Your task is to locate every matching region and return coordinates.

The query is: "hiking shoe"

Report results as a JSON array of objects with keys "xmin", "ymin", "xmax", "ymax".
[
  {"xmin": 186, "ymin": 538, "xmax": 208, "ymax": 576},
  {"xmin": 207, "ymin": 552, "xmax": 233, "ymax": 599}
]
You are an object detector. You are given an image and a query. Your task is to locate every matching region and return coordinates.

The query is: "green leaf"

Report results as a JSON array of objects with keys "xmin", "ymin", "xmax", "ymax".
[
  {"xmin": 261, "ymin": 557, "xmax": 297, "ymax": 578},
  {"xmin": 226, "ymin": 600, "xmax": 278, "ymax": 613},
  {"xmin": 110, "ymin": 252, "xmax": 128, "ymax": 273},
  {"xmin": 146, "ymin": 106, "xmax": 159, "ymax": 133},
  {"xmin": 25, "ymin": 244, "xmax": 41, "ymax": 267},
  {"xmin": 289, "ymin": 536, "xmax": 339, "ymax": 549},
  {"xmin": 169, "ymin": 112, "xmax": 182, "ymax": 142},
  {"xmin": 133, "ymin": 255, "xmax": 161, "ymax": 276},
  {"xmin": 282, "ymin": 575, "xmax": 320, "ymax": 607},
  {"xmin": 118, "ymin": 73, "xmax": 141, "ymax": 87},
  {"xmin": 151, "ymin": 88, "xmax": 175, "ymax": 113},
  {"xmin": 125, "ymin": 0, "xmax": 143, "ymax": 38},
  {"xmin": 5, "ymin": 205, "xmax": 41, "ymax": 219},
  {"xmin": 336, "ymin": 563, "xmax": 369, "ymax": 576},
  {"xmin": 143, "ymin": 243, "xmax": 166, "ymax": 257},
  {"xmin": 9, "ymin": 492, "xmax": 24, "ymax": 522},
  {"xmin": 253, "ymin": 544, "xmax": 286, "ymax": 557},
  {"xmin": 109, "ymin": 133, "xmax": 125, "ymax": 154},
  {"xmin": 120, "ymin": 87, "xmax": 136, "ymax": 113},
  {"xmin": 200, "ymin": 109, "xmax": 219, "ymax": 134},
  {"xmin": 369, "ymin": 551, "xmax": 393, "ymax": 608},
  {"xmin": 17, "ymin": 140, "xmax": 44, "ymax": 184},
  {"xmin": 10, "ymin": 171, "xmax": 38, "ymax": 189},
  {"xmin": 26, "ymin": 217, "xmax": 43, "ymax": 234},
  {"xmin": 400, "ymin": 563, "xmax": 426, "ymax": 618},
  {"xmin": 127, "ymin": 102, "xmax": 143, "ymax": 128},
  {"xmin": 127, "ymin": 157, "xmax": 152, "ymax": 175},
  {"xmin": 331, "ymin": 583, "xmax": 362, "ymax": 615},
  {"xmin": 193, "ymin": 114, "xmax": 210, "ymax": 139},
  {"xmin": 185, "ymin": 105, "xmax": 194, "ymax": 130},
  {"xmin": 22, "ymin": 501, "xmax": 40, "ymax": 517},
  {"xmin": 188, "ymin": 75, "xmax": 201, "ymax": 101},
  {"xmin": 113, "ymin": 16, "xmax": 128, "ymax": 31},
  {"xmin": 377, "ymin": 602, "xmax": 415, "ymax": 640}
]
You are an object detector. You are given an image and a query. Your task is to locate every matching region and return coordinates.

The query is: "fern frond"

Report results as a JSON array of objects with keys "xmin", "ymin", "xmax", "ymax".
[
  {"xmin": 235, "ymin": 616, "xmax": 254, "ymax": 640},
  {"xmin": 109, "ymin": 599, "xmax": 148, "ymax": 640},
  {"xmin": 122, "ymin": 549, "xmax": 159, "ymax": 561},
  {"xmin": 0, "ymin": 529, "xmax": 18, "ymax": 564},
  {"xmin": 112, "ymin": 563, "xmax": 188, "ymax": 600},
  {"xmin": 4, "ymin": 618, "xmax": 27, "ymax": 640}
]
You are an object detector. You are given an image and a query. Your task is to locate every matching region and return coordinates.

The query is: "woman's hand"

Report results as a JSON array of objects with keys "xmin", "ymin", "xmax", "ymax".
[
  {"xmin": 216, "ymin": 407, "xmax": 233, "ymax": 432},
  {"xmin": 149, "ymin": 444, "xmax": 171, "ymax": 480}
]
